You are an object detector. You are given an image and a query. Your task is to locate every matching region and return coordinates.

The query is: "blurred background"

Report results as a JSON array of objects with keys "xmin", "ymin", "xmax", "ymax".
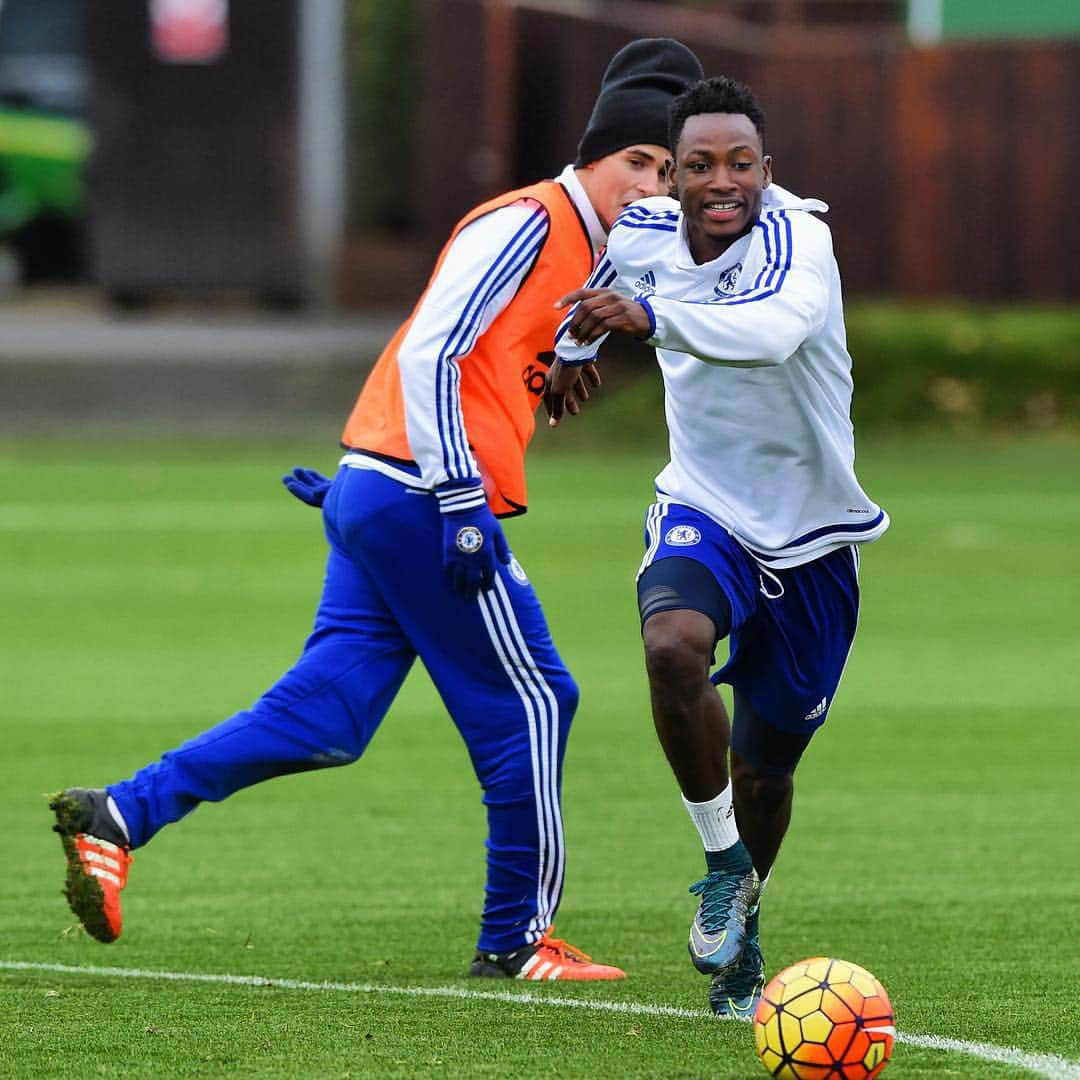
[{"xmin": 1, "ymin": 0, "xmax": 1078, "ymax": 432}]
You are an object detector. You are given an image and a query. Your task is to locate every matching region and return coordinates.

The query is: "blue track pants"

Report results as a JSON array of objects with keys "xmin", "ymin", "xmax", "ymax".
[{"xmin": 107, "ymin": 464, "xmax": 578, "ymax": 953}]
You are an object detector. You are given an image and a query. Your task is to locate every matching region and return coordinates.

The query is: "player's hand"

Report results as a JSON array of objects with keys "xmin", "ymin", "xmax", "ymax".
[
  {"xmin": 544, "ymin": 358, "xmax": 601, "ymax": 427},
  {"xmin": 554, "ymin": 287, "xmax": 652, "ymax": 344},
  {"xmin": 282, "ymin": 466, "xmax": 332, "ymax": 508},
  {"xmin": 436, "ymin": 483, "xmax": 512, "ymax": 598}
]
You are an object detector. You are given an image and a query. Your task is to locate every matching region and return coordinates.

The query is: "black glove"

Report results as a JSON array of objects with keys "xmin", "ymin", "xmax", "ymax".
[
  {"xmin": 436, "ymin": 482, "xmax": 511, "ymax": 598},
  {"xmin": 282, "ymin": 466, "xmax": 332, "ymax": 508}
]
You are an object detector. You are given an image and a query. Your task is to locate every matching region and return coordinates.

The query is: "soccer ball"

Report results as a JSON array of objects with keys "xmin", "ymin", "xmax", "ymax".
[{"xmin": 753, "ymin": 957, "xmax": 895, "ymax": 1079}]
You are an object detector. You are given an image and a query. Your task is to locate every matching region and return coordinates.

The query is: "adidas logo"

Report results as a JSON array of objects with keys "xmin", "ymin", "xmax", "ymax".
[
  {"xmin": 633, "ymin": 270, "xmax": 657, "ymax": 296},
  {"xmin": 803, "ymin": 697, "xmax": 828, "ymax": 722}
]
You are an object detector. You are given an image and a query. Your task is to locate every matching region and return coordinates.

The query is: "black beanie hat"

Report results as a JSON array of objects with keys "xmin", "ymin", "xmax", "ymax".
[{"xmin": 574, "ymin": 38, "xmax": 704, "ymax": 168}]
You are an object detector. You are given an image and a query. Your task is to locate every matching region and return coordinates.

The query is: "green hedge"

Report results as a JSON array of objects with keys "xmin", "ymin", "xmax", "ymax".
[
  {"xmin": 575, "ymin": 303, "xmax": 1080, "ymax": 445},
  {"xmin": 846, "ymin": 302, "xmax": 1080, "ymax": 432}
]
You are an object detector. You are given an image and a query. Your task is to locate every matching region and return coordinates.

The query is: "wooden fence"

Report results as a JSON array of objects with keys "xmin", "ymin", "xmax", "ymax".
[{"xmin": 341, "ymin": 0, "xmax": 1080, "ymax": 304}]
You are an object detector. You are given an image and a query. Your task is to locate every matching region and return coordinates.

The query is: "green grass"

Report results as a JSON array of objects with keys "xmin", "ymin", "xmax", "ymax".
[{"xmin": 1, "ymin": 434, "xmax": 1078, "ymax": 1078}]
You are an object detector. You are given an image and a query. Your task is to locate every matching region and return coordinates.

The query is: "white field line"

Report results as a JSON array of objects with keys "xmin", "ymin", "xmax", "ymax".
[{"xmin": 3, "ymin": 960, "xmax": 1078, "ymax": 1079}]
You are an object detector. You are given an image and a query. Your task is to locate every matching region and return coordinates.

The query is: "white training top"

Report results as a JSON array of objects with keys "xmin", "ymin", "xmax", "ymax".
[
  {"xmin": 555, "ymin": 184, "xmax": 889, "ymax": 568},
  {"xmin": 390, "ymin": 165, "xmax": 605, "ymax": 490}
]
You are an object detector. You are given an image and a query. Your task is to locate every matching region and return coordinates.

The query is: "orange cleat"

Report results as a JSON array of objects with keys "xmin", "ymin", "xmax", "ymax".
[
  {"xmin": 50, "ymin": 789, "xmax": 132, "ymax": 943},
  {"xmin": 470, "ymin": 928, "xmax": 627, "ymax": 981}
]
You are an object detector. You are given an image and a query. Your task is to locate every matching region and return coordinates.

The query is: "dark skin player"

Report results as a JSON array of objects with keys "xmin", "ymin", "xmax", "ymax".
[{"xmin": 544, "ymin": 110, "xmax": 790, "ymax": 878}]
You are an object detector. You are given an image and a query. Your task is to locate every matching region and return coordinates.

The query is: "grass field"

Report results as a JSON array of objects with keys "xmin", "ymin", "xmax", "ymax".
[{"xmin": 2, "ymin": 433, "xmax": 1078, "ymax": 1078}]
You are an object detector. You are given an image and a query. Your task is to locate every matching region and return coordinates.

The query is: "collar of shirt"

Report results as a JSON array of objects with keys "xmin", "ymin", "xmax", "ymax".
[
  {"xmin": 554, "ymin": 163, "xmax": 607, "ymax": 257},
  {"xmin": 674, "ymin": 220, "xmax": 755, "ymax": 273}
]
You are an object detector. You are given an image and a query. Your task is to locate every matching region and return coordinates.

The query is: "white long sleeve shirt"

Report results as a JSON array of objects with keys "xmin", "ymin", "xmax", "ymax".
[
  {"xmin": 555, "ymin": 184, "xmax": 889, "ymax": 567},
  {"xmin": 394, "ymin": 165, "xmax": 605, "ymax": 490}
]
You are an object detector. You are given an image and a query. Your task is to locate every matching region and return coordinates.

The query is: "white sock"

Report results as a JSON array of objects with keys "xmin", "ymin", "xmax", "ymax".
[
  {"xmin": 682, "ymin": 782, "xmax": 741, "ymax": 852},
  {"xmin": 106, "ymin": 795, "xmax": 131, "ymax": 843}
]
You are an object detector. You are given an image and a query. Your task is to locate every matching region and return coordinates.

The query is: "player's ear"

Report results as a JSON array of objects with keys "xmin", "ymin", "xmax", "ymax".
[
  {"xmin": 762, "ymin": 154, "xmax": 773, "ymax": 188},
  {"xmin": 665, "ymin": 157, "xmax": 678, "ymax": 198}
]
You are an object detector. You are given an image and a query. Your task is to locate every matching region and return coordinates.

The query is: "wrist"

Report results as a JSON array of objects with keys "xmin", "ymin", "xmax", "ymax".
[
  {"xmin": 436, "ymin": 481, "xmax": 487, "ymax": 515},
  {"xmin": 634, "ymin": 296, "xmax": 657, "ymax": 339}
]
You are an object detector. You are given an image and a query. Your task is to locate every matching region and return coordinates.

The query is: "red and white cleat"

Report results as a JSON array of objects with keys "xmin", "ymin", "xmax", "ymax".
[
  {"xmin": 470, "ymin": 928, "xmax": 627, "ymax": 981},
  {"xmin": 50, "ymin": 788, "xmax": 132, "ymax": 943}
]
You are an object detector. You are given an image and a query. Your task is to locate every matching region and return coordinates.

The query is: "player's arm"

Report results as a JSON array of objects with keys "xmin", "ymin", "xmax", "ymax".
[
  {"xmin": 398, "ymin": 199, "xmax": 548, "ymax": 487},
  {"xmin": 644, "ymin": 223, "xmax": 831, "ymax": 367},
  {"xmin": 546, "ymin": 253, "xmax": 634, "ymax": 426},
  {"xmin": 398, "ymin": 201, "xmax": 546, "ymax": 595},
  {"xmin": 557, "ymin": 287, "xmax": 652, "ymax": 343}
]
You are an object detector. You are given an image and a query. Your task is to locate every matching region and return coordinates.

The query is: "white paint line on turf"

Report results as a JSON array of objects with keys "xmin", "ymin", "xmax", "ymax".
[
  {"xmin": 0, "ymin": 959, "xmax": 701, "ymax": 1019},
  {"xmin": 3, "ymin": 960, "xmax": 1078, "ymax": 1080},
  {"xmin": 897, "ymin": 1033, "xmax": 1080, "ymax": 1079}
]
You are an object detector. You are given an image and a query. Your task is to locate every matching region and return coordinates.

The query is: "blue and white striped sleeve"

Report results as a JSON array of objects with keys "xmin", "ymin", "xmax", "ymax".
[
  {"xmin": 647, "ymin": 212, "xmax": 830, "ymax": 367},
  {"xmin": 398, "ymin": 201, "xmax": 550, "ymax": 490},
  {"xmin": 552, "ymin": 251, "xmax": 621, "ymax": 366}
]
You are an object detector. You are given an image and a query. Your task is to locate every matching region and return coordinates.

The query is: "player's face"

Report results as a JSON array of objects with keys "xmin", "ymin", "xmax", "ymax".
[
  {"xmin": 580, "ymin": 144, "xmax": 672, "ymax": 232},
  {"xmin": 669, "ymin": 113, "xmax": 771, "ymax": 263}
]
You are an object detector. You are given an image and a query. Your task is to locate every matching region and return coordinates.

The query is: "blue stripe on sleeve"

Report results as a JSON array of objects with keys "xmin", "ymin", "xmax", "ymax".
[
  {"xmin": 613, "ymin": 205, "xmax": 679, "ymax": 226},
  {"xmin": 434, "ymin": 206, "xmax": 549, "ymax": 479},
  {"xmin": 611, "ymin": 221, "xmax": 678, "ymax": 234},
  {"xmin": 552, "ymin": 258, "xmax": 618, "ymax": 348},
  {"xmin": 610, "ymin": 205, "xmax": 679, "ymax": 235},
  {"xmin": 637, "ymin": 296, "xmax": 657, "ymax": 338}
]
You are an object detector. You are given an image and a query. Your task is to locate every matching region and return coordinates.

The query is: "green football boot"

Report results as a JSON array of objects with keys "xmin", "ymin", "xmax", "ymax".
[
  {"xmin": 687, "ymin": 842, "xmax": 761, "ymax": 975},
  {"xmin": 708, "ymin": 905, "xmax": 764, "ymax": 1019}
]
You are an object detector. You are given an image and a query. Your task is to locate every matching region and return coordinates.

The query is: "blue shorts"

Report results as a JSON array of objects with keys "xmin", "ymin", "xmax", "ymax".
[{"xmin": 637, "ymin": 501, "xmax": 860, "ymax": 739}]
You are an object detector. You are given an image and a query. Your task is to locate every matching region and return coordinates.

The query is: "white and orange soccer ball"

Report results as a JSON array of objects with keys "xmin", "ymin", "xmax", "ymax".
[{"xmin": 752, "ymin": 957, "xmax": 895, "ymax": 1079}]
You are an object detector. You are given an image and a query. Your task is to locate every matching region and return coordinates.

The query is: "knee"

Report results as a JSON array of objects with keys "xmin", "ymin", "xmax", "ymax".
[
  {"xmin": 732, "ymin": 760, "xmax": 792, "ymax": 813},
  {"xmin": 642, "ymin": 613, "xmax": 713, "ymax": 691}
]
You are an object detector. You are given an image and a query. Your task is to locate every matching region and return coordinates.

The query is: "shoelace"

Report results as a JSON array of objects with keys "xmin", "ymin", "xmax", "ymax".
[
  {"xmin": 689, "ymin": 869, "xmax": 755, "ymax": 933},
  {"xmin": 537, "ymin": 930, "xmax": 592, "ymax": 964}
]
